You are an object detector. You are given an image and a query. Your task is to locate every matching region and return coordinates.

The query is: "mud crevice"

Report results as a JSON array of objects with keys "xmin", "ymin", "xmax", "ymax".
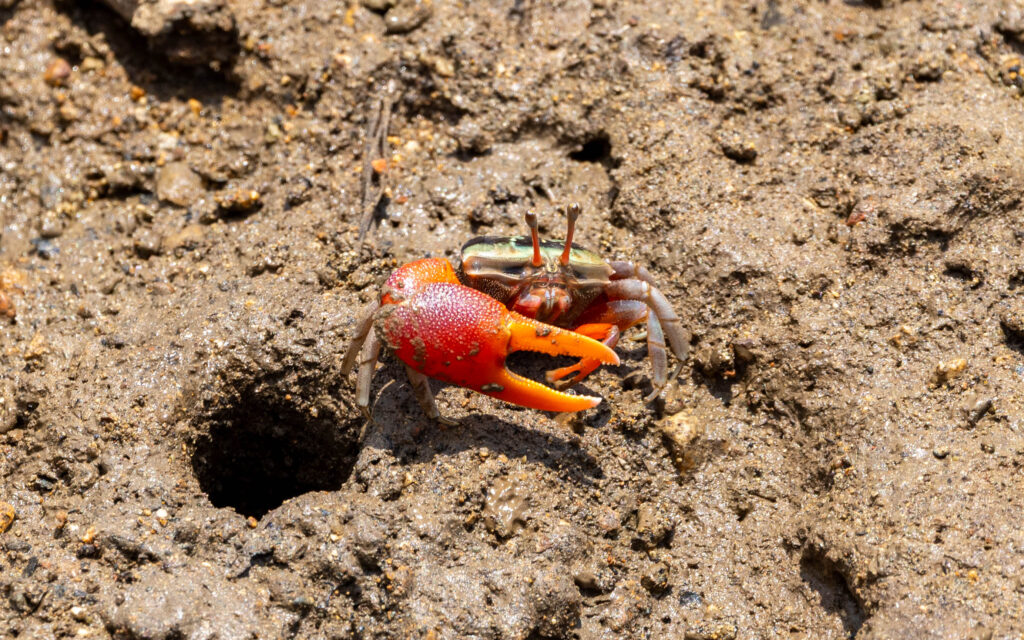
[
  {"xmin": 800, "ymin": 547, "xmax": 867, "ymax": 639},
  {"xmin": 59, "ymin": 0, "xmax": 239, "ymax": 102}
]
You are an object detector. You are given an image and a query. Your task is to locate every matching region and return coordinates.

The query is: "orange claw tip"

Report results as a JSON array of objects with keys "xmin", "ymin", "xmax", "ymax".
[
  {"xmin": 506, "ymin": 315, "xmax": 620, "ymax": 366},
  {"xmin": 483, "ymin": 368, "xmax": 603, "ymax": 413}
]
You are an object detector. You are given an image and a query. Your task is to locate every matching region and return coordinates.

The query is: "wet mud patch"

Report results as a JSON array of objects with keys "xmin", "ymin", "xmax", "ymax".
[{"xmin": 187, "ymin": 366, "xmax": 361, "ymax": 519}]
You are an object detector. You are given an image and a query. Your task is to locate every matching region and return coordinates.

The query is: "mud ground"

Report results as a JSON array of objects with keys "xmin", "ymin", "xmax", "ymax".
[{"xmin": 2, "ymin": 0, "xmax": 1024, "ymax": 638}]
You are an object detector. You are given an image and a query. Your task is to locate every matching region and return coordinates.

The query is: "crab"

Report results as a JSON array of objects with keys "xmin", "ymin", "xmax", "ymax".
[{"xmin": 342, "ymin": 203, "xmax": 689, "ymax": 423}]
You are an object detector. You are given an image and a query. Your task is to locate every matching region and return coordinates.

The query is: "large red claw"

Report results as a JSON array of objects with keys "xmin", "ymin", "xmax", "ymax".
[{"xmin": 378, "ymin": 282, "xmax": 618, "ymax": 413}]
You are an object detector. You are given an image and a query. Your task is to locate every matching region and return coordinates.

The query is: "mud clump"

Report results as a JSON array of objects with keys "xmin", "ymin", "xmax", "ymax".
[{"xmin": 155, "ymin": 161, "xmax": 204, "ymax": 207}]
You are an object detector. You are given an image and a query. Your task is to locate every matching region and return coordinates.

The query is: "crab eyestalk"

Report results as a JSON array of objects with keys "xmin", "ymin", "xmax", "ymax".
[
  {"xmin": 524, "ymin": 210, "xmax": 543, "ymax": 268},
  {"xmin": 560, "ymin": 203, "xmax": 581, "ymax": 266}
]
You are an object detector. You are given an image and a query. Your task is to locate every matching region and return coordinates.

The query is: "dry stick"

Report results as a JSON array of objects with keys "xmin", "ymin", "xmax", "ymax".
[
  {"xmin": 357, "ymin": 90, "xmax": 396, "ymax": 246},
  {"xmin": 357, "ymin": 100, "xmax": 382, "ymax": 244}
]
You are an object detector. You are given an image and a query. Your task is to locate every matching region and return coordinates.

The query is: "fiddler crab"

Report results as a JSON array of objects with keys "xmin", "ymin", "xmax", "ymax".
[{"xmin": 342, "ymin": 203, "xmax": 689, "ymax": 424}]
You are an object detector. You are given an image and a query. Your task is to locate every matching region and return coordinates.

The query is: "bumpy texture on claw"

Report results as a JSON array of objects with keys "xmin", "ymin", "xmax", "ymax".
[{"xmin": 378, "ymin": 280, "xmax": 619, "ymax": 413}]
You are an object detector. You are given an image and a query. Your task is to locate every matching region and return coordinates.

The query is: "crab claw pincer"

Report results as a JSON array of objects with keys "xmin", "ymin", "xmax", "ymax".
[{"xmin": 378, "ymin": 281, "xmax": 619, "ymax": 412}]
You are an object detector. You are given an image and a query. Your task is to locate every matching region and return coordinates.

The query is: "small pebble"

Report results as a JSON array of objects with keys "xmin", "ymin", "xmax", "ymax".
[
  {"xmin": 0, "ymin": 502, "xmax": 15, "ymax": 533},
  {"xmin": 932, "ymin": 446, "xmax": 949, "ymax": 459},
  {"xmin": 932, "ymin": 358, "xmax": 966, "ymax": 385},
  {"xmin": 641, "ymin": 561, "xmax": 671, "ymax": 593},
  {"xmin": 58, "ymin": 101, "xmax": 80, "ymax": 122},
  {"xmin": 29, "ymin": 237, "xmax": 59, "ymax": 259},
  {"xmin": 659, "ymin": 411, "xmax": 703, "ymax": 451},
  {"xmin": 39, "ymin": 211, "xmax": 66, "ymax": 238},
  {"xmin": 912, "ymin": 51, "xmax": 946, "ymax": 82},
  {"xmin": 0, "ymin": 290, "xmax": 15, "ymax": 320},
  {"xmin": 80, "ymin": 56, "xmax": 105, "ymax": 72},
  {"xmin": 216, "ymin": 188, "xmax": 262, "ymax": 214},
  {"xmin": 967, "ymin": 397, "xmax": 994, "ymax": 427},
  {"xmin": 25, "ymin": 332, "xmax": 49, "ymax": 359},
  {"xmin": 999, "ymin": 304, "xmax": 1024, "ymax": 340},
  {"xmin": 384, "ymin": 0, "xmax": 432, "ymax": 34},
  {"xmin": 717, "ymin": 130, "xmax": 757, "ymax": 163},
  {"xmin": 149, "ymin": 282, "xmax": 175, "ymax": 295},
  {"xmin": 634, "ymin": 502, "xmax": 673, "ymax": 549},
  {"xmin": 161, "ymin": 224, "xmax": 205, "ymax": 253},
  {"xmin": 133, "ymin": 229, "xmax": 163, "ymax": 258},
  {"xmin": 603, "ymin": 580, "xmax": 649, "ymax": 632},
  {"xmin": 595, "ymin": 505, "xmax": 620, "ymax": 535},
  {"xmin": 44, "ymin": 57, "xmax": 71, "ymax": 86}
]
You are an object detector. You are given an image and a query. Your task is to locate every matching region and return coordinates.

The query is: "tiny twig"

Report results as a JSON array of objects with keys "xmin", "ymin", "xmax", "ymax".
[{"xmin": 358, "ymin": 84, "xmax": 397, "ymax": 246}]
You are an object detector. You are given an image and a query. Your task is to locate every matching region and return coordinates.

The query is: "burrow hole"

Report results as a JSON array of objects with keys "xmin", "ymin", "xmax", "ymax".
[
  {"xmin": 569, "ymin": 133, "xmax": 616, "ymax": 167},
  {"xmin": 190, "ymin": 380, "xmax": 360, "ymax": 519}
]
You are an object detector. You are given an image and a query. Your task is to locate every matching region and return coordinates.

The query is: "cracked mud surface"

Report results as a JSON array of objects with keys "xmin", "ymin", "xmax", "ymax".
[{"xmin": 2, "ymin": 1, "xmax": 1024, "ymax": 638}]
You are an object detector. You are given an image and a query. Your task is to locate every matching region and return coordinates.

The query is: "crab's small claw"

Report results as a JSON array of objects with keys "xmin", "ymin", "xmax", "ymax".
[{"xmin": 378, "ymin": 282, "xmax": 618, "ymax": 413}]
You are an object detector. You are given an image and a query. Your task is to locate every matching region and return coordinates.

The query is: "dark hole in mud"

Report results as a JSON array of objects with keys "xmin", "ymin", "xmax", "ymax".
[
  {"xmin": 569, "ymin": 134, "xmax": 614, "ymax": 166},
  {"xmin": 190, "ymin": 390, "xmax": 359, "ymax": 519},
  {"xmin": 800, "ymin": 548, "xmax": 866, "ymax": 638},
  {"xmin": 1007, "ymin": 269, "xmax": 1023, "ymax": 290},
  {"xmin": 942, "ymin": 262, "xmax": 982, "ymax": 288}
]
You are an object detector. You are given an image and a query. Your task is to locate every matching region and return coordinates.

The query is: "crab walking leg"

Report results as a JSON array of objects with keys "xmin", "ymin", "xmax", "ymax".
[
  {"xmin": 353, "ymin": 330, "xmax": 382, "ymax": 418},
  {"xmin": 341, "ymin": 299, "xmax": 381, "ymax": 375},
  {"xmin": 644, "ymin": 312, "xmax": 670, "ymax": 400},
  {"xmin": 403, "ymin": 365, "xmax": 459, "ymax": 426},
  {"xmin": 608, "ymin": 260, "xmax": 660, "ymax": 286},
  {"xmin": 604, "ymin": 267, "xmax": 690, "ymax": 364}
]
